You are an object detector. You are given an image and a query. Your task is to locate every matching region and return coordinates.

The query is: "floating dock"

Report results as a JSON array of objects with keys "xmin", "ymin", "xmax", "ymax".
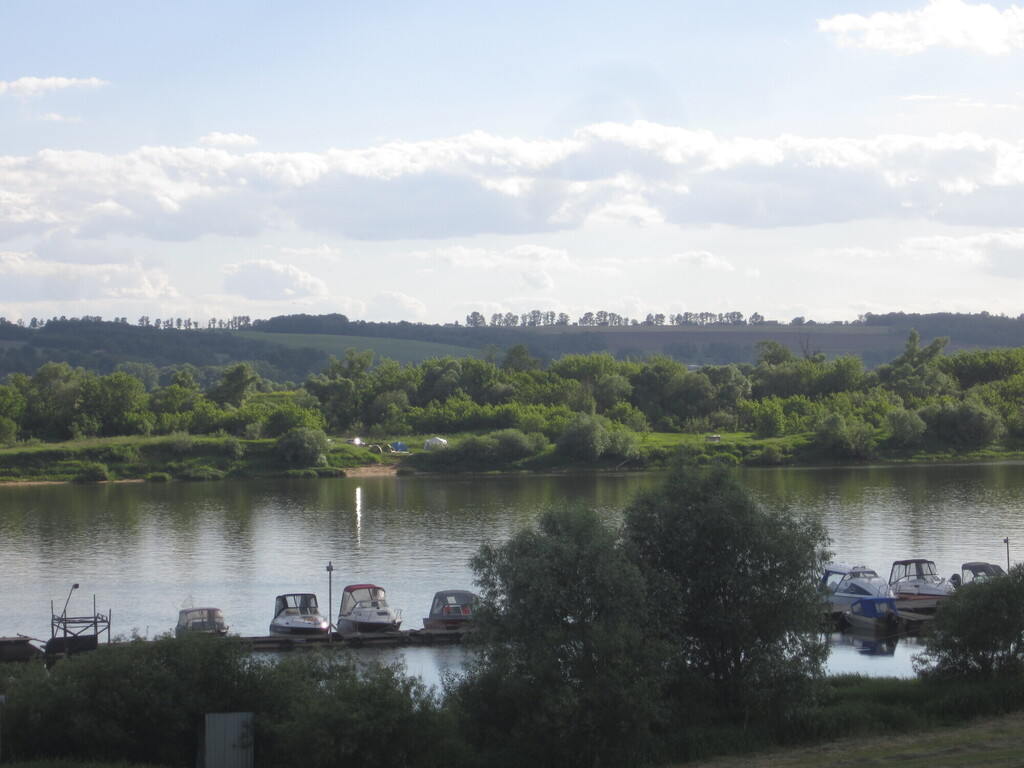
[{"xmin": 239, "ymin": 628, "xmax": 469, "ymax": 652}]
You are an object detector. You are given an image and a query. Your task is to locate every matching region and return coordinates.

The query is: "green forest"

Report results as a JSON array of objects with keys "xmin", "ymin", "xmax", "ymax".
[{"xmin": 3, "ymin": 320, "xmax": 1024, "ymax": 479}]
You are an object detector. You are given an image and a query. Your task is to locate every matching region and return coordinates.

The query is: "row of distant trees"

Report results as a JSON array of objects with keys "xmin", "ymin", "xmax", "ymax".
[
  {"xmin": 13, "ymin": 315, "xmax": 257, "ymax": 331},
  {"xmin": 466, "ymin": 309, "xmax": 837, "ymax": 328}
]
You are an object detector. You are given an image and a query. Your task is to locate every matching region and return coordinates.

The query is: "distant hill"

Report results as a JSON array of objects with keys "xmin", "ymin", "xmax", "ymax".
[{"xmin": 3, "ymin": 311, "xmax": 1024, "ymax": 383}]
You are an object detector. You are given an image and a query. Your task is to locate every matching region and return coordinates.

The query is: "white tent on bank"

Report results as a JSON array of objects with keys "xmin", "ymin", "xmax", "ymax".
[{"xmin": 423, "ymin": 436, "xmax": 448, "ymax": 450}]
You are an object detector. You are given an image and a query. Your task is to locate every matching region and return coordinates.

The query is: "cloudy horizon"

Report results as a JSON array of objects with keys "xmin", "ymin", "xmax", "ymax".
[{"xmin": 4, "ymin": 1, "xmax": 1024, "ymax": 327}]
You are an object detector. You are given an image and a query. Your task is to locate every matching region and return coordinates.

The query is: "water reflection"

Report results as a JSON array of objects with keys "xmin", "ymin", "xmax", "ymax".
[{"xmin": 3, "ymin": 465, "xmax": 1023, "ymax": 680}]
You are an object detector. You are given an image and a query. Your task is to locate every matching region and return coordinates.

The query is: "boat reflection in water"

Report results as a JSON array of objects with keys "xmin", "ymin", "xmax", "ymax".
[
  {"xmin": 825, "ymin": 628, "xmax": 923, "ymax": 678},
  {"xmin": 838, "ymin": 628, "xmax": 899, "ymax": 657}
]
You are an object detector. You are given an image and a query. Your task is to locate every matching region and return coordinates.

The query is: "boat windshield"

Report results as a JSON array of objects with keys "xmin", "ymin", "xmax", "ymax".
[
  {"xmin": 342, "ymin": 587, "xmax": 387, "ymax": 612},
  {"xmin": 276, "ymin": 594, "xmax": 319, "ymax": 616},
  {"xmin": 849, "ymin": 569, "xmax": 879, "ymax": 579}
]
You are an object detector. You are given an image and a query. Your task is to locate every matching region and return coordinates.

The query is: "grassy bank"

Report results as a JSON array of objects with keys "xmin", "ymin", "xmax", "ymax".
[
  {"xmin": 0, "ymin": 434, "xmax": 384, "ymax": 483},
  {"xmin": 687, "ymin": 710, "xmax": 1024, "ymax": 767},
  {"xmin": 3, "ymin": 429, "xmax": 1024, "ymax": 484}
]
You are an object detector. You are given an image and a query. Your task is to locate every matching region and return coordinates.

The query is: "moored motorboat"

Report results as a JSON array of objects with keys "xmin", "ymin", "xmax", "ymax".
[
  {"xmin": 953, "ymin": 561, "xmax": 1005, "ymax": 588},
  {"xmin": 423, "ymin": 589, "xmax": 478, "ymax": 630},
  {"xmin": 336, "ymin": 584, "xmax": 402, "ymax": 633},
  {"xmin": 175, "ymin": 607, "xmax": 229, "ymax": 638},
  {"xmin": 842, "ymin": 596, "xmax": 900, "ymax": 634},
  {"xmin": 820, "ymin": 563, "xmax": 894, "ymax": 620},
  {"xmin": 269, "ymin": 593, "xmax": 330, "ymax": 635},
  {"xmin": 888, "ymin": 559, "xmax": 954, "ymax": 612}
]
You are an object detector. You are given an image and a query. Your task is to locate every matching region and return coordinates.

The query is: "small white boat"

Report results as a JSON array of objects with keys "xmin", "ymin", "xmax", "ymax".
[
  {"xmin": 269, "ymin": 593, "xmax": 330, "ymax": 635},
  {"xmin": 175, "ymin": 607, "xmax": 228, "ymax": 638},
  {"xmin": 888, "ymin": 559, "xmax": 954, "ymax": 611},
  {"xmin": 820, "ymin": 563, "xmax": 894, "ymax": 619},
  {"xmin": 336, "ymin": 584, "xmax": 402, "ymax": 633}
]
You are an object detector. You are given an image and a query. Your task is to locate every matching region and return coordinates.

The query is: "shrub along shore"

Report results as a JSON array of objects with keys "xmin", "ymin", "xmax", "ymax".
[{"xmin": 2, "ymin": 428, "xmax": 1024, "ymax": 485}]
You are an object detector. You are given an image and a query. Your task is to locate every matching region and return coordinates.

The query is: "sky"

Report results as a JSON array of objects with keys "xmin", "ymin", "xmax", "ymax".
[{"xmin": 3, "ymin": 0, "xmax": 1024, "ymax": 327}]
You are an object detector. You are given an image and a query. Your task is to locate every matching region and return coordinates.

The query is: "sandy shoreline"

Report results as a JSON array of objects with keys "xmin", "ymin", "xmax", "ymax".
[{"xmin": 0, "ymin": 464, "xmax": 400, "ymax": 486}]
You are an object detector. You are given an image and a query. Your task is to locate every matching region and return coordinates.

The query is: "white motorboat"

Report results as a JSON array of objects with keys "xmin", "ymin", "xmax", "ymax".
[
  {"xmin": 336, "ymin": 584, "xmax": 402, "ymax": 633},
  {"xmin": 820, "ymin": 563, "xmax": 894, "ymax": 619},
  {"xmin": 269, "ymin": 593, "xmax": 330, "ymax": 635},
  {"xmin": 175, "ymin": 607, "xmax": 228, "ymax": 638},
  {"xmin": 888, "ymin": 559, "xmax": 954, "ymax": 611}
]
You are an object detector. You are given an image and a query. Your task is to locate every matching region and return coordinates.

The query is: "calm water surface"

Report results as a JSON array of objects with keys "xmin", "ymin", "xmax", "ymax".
[{"xmin": 3, "ymin": 463, "xmax": 1024, "ymax": 681}]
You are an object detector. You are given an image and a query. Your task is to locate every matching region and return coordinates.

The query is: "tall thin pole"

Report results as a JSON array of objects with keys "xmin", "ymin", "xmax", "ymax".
[
  {"xmin": 326, "ymin": 561, "xmax": 334, "ymax": 642},
  {"xmin": 1005, "ymin": 537, "xmax": 1011, "ymax": 572}
]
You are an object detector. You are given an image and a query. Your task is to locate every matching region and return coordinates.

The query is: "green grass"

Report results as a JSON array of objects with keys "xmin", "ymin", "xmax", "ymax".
[{"xmin": 236, "ymin": 330, "xmax": 484, "ymax": 365}]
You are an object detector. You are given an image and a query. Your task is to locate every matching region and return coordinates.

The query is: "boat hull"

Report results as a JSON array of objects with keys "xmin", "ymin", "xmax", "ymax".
[
  {"xmin": 269, "ymin": 626, "xmax": 329, "ymax": 636},
  {"xmin": 337, "ymin": 617, "xmax": 401, "ymax": 634},
  {"xmin": 422, "ymin": 617, "xmax": 471, "ymax": 631}
]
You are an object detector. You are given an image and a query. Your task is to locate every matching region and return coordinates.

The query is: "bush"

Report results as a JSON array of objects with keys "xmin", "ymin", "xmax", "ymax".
[
  {"xmin": 175, "ymin": 465, "xmax": 225, "ymax": 481},
  {"xmin": 555, "ymin": 413, "xmax": 610, "ymax": 461},
  {"xmin": 166, "ymin": 431, "xmax": 195, "ymax": 455},
  {"xmin": 73, "ymin": 462, "xmax": 110, "ymax": 483},
  {"xmin": 915, "ymin": 564, "xmax": 1024, "ymax": 679},
  {"xmin": 276, "ymin": 427, "xmax": 330, "ymax": 468},
  {"xmin": 146, "ymin": 472, "xmax": 171, "ymax": 482},
  {"xmin": 1, "ymin": 637, "xmax": 461, "ymax": 768}
]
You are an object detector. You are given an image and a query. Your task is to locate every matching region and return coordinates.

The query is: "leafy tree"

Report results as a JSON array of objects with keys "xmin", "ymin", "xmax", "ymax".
[
  {"xmin": 78, "ymin": 371, "xmax": 152, "ymax": 437},
  {"xmin": 622, "ymin": 466, "xmax": 830, "ymax": 721},
  {"xmin": 555, "ymin": 412, "xmax": 611, "ymax": 461},
  {"xmin": 915, "ymin": 565, "xmax": 1024, "ymax": 679},
  {"xmin": 276, "ymin": 427, "xmax": 330, "ymax": 467},
  {"xmin": 451, "ymin": 505, "xmax": 665, "ymax": 768},
  {"xmin": 886, "ymin": 407, "xmax": 927, "ymax": 448},
  {"xmin": 919, "ymin": 397, "xmax": 1004, "ymax": 448},
  {"xmin": 813, "ymin": 412, "xmax": 875, "ymax": 459},
  {"xmin": 500, "ymin": 343, "xmax": 538, "ymax": 372},
  {"xmin": 875, "ymin": 330, "xmax": 957, "ymax": 404},
  {"xmin": 206, "ymin": 363, "xmax": 261, "ymax": 408},
  {"xmin": 264, "ymin": 401, "xmax": 328, "ymax": 438}
]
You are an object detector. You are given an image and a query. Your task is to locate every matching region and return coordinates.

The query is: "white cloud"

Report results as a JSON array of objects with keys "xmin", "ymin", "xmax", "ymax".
[
  {"xmin": 0, "ymin": 76, "xmax": 108, "ymax": 98},
  {"xmin": 902, "ymin": 230, "xmax": 1024, "ymax": 276},
  {"xmin": 199, "ymin": 132, "xmax": 259, "ymax": 148},
  {"xmin": 279, "ymin": 244, "xmax": 342, "ymax": 260},
  {"xmin": 365, "ymin": 291, "xmax": 428, "ymax": 321},
  {"xmin": 3, "ymin": 123, "xmax": 1024, "ymax": 244},
  {"xmin": 36, "ymin": 112, "xmax": 82, "ymax": 123},
  {"xmin": 0, "ymin": 250, "xmax": 175, "ymax": 301},
  {"xmin": 222, "ymin": 260, "xmax": 329, "ymax": 300},
  {"xmin": 819, "ymin": 0, "xmax": 1024, "ymax": 55},
  {"xmin": 667, "ymin": 250, "xmax": 735, "ymax": 271}
]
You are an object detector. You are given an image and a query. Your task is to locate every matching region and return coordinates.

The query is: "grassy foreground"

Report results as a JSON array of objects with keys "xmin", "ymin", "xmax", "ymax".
[
  {"xmin": 4, "ymin": 711, "xmax": 1024, "ymax": 768},
  {"xmin": 686, "ymin": 710, "xmax": 1024, "ymax": 768}
]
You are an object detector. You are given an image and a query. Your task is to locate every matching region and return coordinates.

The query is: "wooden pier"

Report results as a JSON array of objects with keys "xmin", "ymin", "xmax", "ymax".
[{"xmin": 240, "ymin": 628, "xmax": 470, "ymax": 652}]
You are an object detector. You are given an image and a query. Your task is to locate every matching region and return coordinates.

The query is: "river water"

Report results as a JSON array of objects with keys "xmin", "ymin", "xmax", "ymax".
[{"xmin": 3, "ymin": 463, "xmax": 1023, "ymax": 682}]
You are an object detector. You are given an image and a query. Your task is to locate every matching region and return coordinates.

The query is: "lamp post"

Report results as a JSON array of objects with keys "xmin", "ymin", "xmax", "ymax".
[
  {"xmin": 1005, "ymin": 537, "xmax": 1011, "ymax": 572},
  {"xmin": 326, "ymin": 562, "xmax": 334, "ymax": 642},
  {"xmin": 61, "ymin": 583, "xmax": 80, "ymax": 619}
]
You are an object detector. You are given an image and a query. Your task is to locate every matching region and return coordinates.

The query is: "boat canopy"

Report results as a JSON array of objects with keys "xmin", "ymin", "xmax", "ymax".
[
  {"xmin": 274, "ymin": 593, "xmax": 319, "ymax": 618},
  {"xmin": 429, "ymin": 590, "xmax": 478, "ymax": 617},
  {"xmin": 340, "ymin": 585, "xmax": 388, "ymax": 613},
  {"xmin": 962, "ymin": 562, "xmax": 1006, "ymax": 584},
  {"xmin": 890, "ymin": 559, "xmax": 941, "ymax": 583}
]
